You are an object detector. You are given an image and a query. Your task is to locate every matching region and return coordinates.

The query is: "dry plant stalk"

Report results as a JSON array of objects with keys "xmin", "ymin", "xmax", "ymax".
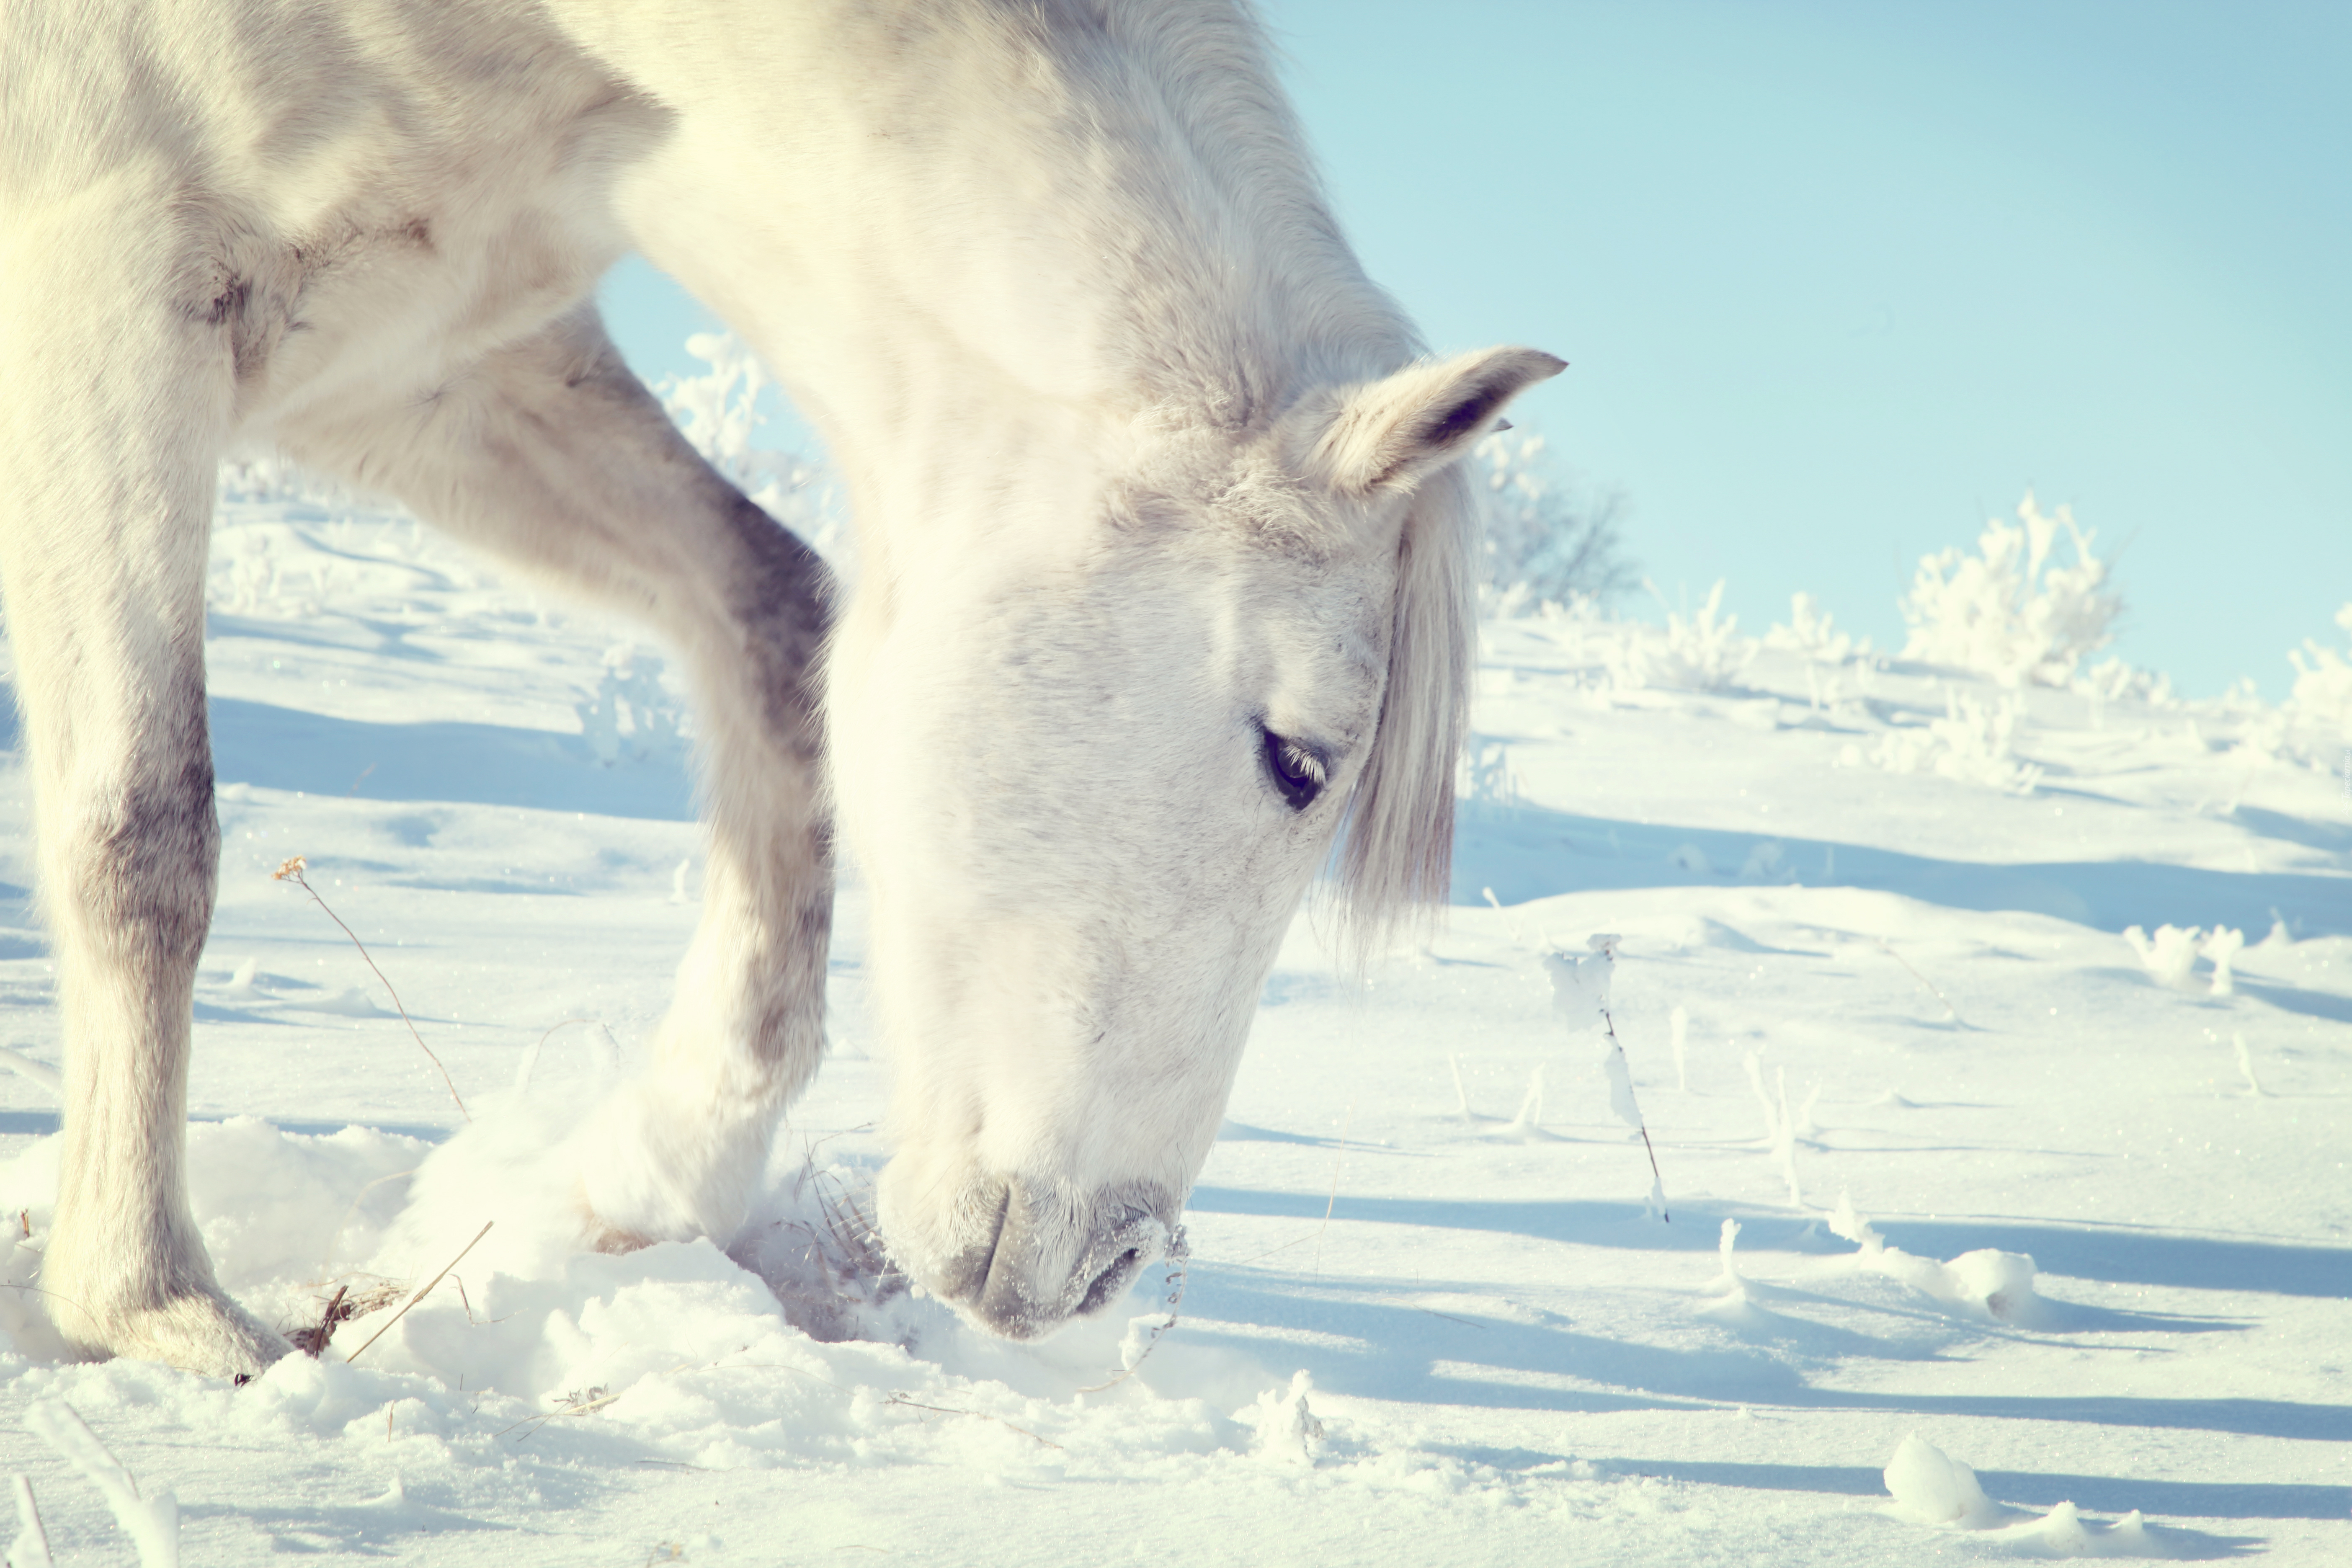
[
  {"xmin": 1597, "ymin": 992, "xmax": 1670, "ymax": 1222},
  {"xmin": 883, "ymin": 1393, "xmax": 1063, "ymax": 1449},
  {"xmin": 1877, "ymin": 936, "xmax": 1964, "ymax": 1025},
  {"xmin": 343, "ymin": 1220, "xmax": 494, "ymax": 1364},
  {"xmin": 765, "ymin": 1147, "xmax": 905, "ymax": 1340},
  {"xmin": 1076, "ymin": 1228, "xmax": 1189, "ymax": 1394},
  {"xmin": 290, "ymin": 1284, "xmax": 351, "ymax": 1358},
  {"xmin": 1312, "ymin": 1101, "xmax": 1356, "ymax": 1276},
  {"xmin": 289, "ymin": 1277, "xmax": 407, "ymax": 1358},
  {"xmin": 274, "ymin": 854, "xmax": 468, "ymax": 1118},
  {"xmin": 498, "ymin": 1379, "xmax": 646, "ymax": 1442}
]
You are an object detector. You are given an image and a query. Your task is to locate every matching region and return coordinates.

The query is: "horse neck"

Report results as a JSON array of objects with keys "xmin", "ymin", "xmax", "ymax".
[{"xmin": 560, "ymin": 0, "xmax": 1412, "ymax": 554}]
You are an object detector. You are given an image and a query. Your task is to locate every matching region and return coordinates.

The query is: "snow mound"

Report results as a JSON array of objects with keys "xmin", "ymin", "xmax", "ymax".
[
  {"xmin": 1830, "ymin": 1196, "xmax": 2050, "ymax": 1326},
  {"xmin": 1883, "ymin": 1434, "xmax": 2165, "ymax": 1557},
  {"xmin": 1884, "ymin": 1431, "xmax": 1998, "ymax": 1526},
  {"xmin": 0, "ymin": 1116, "xmax": 1357, "ymax": 1492},
  {"xmin": 1242, "ymin": 1370, "xmax": 1324, "ymax": 1466}
]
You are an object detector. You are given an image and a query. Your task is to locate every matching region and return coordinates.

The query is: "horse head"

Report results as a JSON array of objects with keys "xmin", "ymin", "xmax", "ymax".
[{"xmin": 828, "ymin": 346, "xmax": 1562, "ymax": 1336}]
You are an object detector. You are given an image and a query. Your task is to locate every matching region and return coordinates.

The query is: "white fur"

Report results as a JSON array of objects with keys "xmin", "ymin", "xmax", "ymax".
[{"xmin": 0, "ymin": 0, "xmax": 1560, "ymax": 1368}]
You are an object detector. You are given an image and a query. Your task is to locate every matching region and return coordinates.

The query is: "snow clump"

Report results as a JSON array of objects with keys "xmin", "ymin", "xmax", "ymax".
[
  {"xmin": 2121, "ymin": 924, "xmax": 2242, "ymax": 996},
  {"xmin": 1245, "ymin": 1371, "xmax": 1325, "ymax": 1466},
  {"xmin": 1883, "ymin": 1432, "xmax": 1997, "ymax": 1527},
  {"xmin": 2122, "ymin": 924, "xmax": 2203, "ymax": 990},
  {"xmin": 1882, "ymin": 1433, "xmax": 2163, "ymax": 1554},
  {"xmin": 1829, "ymin": 1194, "xmax": 2048, "ymax": 1326},
  {"xmin": 2202, "ymin": 926, "xmax": 2245, "ymax": 996}
]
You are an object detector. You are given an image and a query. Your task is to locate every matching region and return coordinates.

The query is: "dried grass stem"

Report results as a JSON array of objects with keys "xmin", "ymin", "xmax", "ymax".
[{"xmin": 274, "ymin": 855, "xmax": 469, "ymax": 1119}]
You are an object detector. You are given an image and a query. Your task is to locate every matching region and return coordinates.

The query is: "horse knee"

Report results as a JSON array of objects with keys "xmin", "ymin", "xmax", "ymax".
[{"xmin": 47, "ymin": 759, "xmax": 220, "ymax": 972}]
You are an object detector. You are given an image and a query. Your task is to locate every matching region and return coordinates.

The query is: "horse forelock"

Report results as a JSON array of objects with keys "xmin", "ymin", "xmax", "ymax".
[{"xmin": 1330, "ymin": 461, "xmax": 1475, "ymax": 962}]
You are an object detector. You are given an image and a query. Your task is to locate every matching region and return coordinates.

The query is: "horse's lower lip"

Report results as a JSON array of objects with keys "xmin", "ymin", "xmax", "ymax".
[{"xmin": 930, "ymin": 1179, "xmax": 1015, "ymax": 1307}]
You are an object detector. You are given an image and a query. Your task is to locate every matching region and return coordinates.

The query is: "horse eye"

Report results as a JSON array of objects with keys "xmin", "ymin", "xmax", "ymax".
[{"xmin": 1261, "ymin": 728, "xmax": 1327, "ymax": 811}]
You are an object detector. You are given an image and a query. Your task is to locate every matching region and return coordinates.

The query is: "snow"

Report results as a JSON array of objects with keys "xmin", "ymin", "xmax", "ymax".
[
  {"xmin": 1882, "ymin": 1431, "xmax": 1996, "ymax": 1526},
  {"xmin": 0, "ymin": 484, "xmax": 2345, "ymax": 1563}
]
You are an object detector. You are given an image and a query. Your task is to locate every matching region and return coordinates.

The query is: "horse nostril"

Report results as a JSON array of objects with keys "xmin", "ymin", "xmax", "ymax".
[{"xmin": 1077, "ymin": 1246, "xmax": 1144, "ymax": 1316}]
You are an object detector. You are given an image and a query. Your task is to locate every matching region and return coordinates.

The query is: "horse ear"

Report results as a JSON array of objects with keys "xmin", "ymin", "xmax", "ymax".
[{"xmin": 1305, "ymin": 346, "xmax": 1565, "ymax": 496}]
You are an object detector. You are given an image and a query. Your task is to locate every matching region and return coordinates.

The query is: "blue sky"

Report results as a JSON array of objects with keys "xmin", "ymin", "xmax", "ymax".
[{"xmin": 600, "ymin": 0, "xmax": 2349, "ymax": 698}]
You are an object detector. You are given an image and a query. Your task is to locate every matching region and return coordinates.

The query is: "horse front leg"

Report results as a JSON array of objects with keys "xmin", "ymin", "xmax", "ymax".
[
  {"xmin": 0, "ymin": 211, "xmax": 287, "ymax": 1376},
  {"xmin": 281, "ymin": 304, "xmax": 833, "ymax": 1251}
]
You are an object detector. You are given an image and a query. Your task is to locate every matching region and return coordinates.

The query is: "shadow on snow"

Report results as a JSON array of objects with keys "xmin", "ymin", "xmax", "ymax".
[
  {"xmin": 1455, "ymin": 798, "xmax": 2351, "ymax": 940},
  {"xmin": 1587, "ymin": 1455, "xmax": 2332, "ymax": 1530},
  {"xmin": 1178, "ymin": 1267, "xmax": 2348, "ymax": 1443},
  {"xmin": 206, "ymin": 696, "xmax": 693, "ymax": 821},
  {"xmin": 1187, "ymin": 1186, "xmax": 2352, "ymax": 1301}
]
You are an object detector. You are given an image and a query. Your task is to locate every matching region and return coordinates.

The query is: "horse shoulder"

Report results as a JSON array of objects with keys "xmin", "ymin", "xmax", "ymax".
[{"xmin": 8, "ymin": 1, "xmax": 660, "ymax": 432}]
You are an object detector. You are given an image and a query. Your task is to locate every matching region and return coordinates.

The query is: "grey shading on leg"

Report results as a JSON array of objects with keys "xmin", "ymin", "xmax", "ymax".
[
  {"xmin": 0, "ymin": 206, "xmax": 288, "ymax": 1376},
  {"xmin": 277, "ymin": 303, "xmax": 836, "ymax": 1250}
]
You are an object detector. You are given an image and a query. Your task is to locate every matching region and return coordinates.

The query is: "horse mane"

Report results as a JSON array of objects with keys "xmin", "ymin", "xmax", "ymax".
[
  {"xmin": 1088, "ymin": 1, "xmax": 1472, "ymax": 957},
  {"xmin": 1331, "ymin": 459, "xmax": 1475, "ymax": 961},
  {"xmin": 1076, "ymin": 0, "xmax": 1421, "ymax": 410}
]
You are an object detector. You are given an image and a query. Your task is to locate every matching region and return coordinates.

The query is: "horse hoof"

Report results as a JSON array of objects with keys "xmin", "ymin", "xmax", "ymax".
[
  {"xmin": 582, "ymin": 1215, "xmax": 655, "ymax": 1256},
  {"xmin": 59, "ymin": 1289, "xmax": 291, "ymax": 1380}
]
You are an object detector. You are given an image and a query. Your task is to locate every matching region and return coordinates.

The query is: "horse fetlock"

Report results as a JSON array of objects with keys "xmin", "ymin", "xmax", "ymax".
[
  {"xmin": 41, "ymin": 1250, "xmax": 288, "ymax": 1378},
  {"xmin": 570, "ymin": 1083, "xmax": 780, "ymax": 1248}
]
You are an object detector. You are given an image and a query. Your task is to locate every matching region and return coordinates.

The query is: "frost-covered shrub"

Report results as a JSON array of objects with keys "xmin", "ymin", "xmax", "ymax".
[
  {"xmin": 1461, "ymin": 737, "xmax": 1520, "ymax": 807},
  {"xmin": 217, "ymin": 451, "xmax": 358, "ymax": 508},
  {"xmin": 2210, "ymin": 603, "xmax": 2352, "ymax": 773},
  {"xmin": 1766, "ymin": 591, "xmax": 1870, "ymax": 664},
  {"xmin": 2072, "ymin": 655, "xmax": 2173, "ymax": 708},
  {"xmin": 1612, "ymin": 579, "xmax": 1754, "ymax": 691},
  {"xmin": 1471, "ymin": 429, "xmax": 1636, "ymax": 615},
  {"xmin": 657, "ymin": 331, "xmax": 849, "ymax": 572},
  {"xmin": 210, "ymin": 525, "xmax": 326, "ymax": 618},
  {"xmin": 575, "ymin": 643, "xmax": 688, "ymax": 765},
  {"xmin": 2285, "ymin": 602, "xmax": 2352, "ymax": 743},
  {"xmin": 1901, "ymin": 493, "xmax": 2119, "ymax": 687},
  {"xmin": 1856, "ymin": 687, "xmax": 2041, "ymax": 794}
]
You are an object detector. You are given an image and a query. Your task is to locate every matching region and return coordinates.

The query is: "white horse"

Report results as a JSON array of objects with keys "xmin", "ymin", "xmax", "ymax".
[{"xmin": 0, "ymin": 0, "xmax": 1560, "ymax": 1375}]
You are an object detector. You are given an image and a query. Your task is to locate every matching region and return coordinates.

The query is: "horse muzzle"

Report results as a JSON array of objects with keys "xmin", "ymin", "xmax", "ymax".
[{"xmin": 917, "ymin": 1176, "xmax": 1177, "ymax": 1340}]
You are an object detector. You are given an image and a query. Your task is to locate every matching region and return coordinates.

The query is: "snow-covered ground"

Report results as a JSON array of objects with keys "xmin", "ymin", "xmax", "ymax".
[{"xmin": 0, "ymin": 481, "xmax": 2344, "ymax": 1565}]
